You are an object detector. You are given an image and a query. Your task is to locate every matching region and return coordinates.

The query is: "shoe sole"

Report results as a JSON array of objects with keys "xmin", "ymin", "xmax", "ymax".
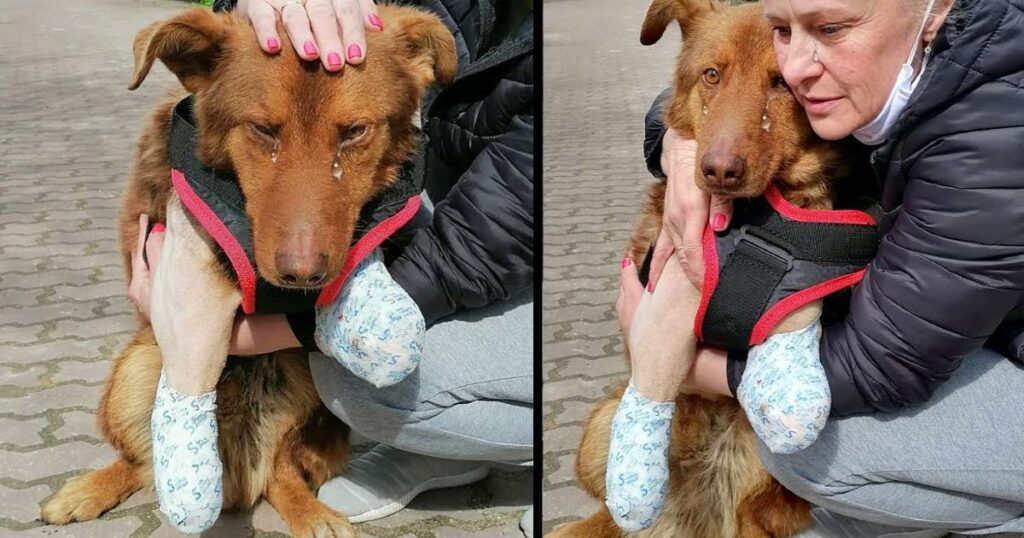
[{"xmin": 346, "ymin": 465, "xmax": 490, "ymax": 523}]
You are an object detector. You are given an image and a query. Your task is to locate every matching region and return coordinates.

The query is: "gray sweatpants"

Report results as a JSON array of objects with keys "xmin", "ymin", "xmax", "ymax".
[
  {"xmin": 308, "ymin": 289, "xmax": 534, "ymax": 463},
  {"xmin": 759, "ymin": 346, "xmax": 1024, "ymax": 537}
]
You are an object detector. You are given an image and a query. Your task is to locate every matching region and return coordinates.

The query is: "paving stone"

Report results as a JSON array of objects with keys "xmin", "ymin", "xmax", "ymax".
[
  {"xmin": 0, "ymin": 444, "xmax": 111, "ymax": 482},
  {"xmin": 0, "ymin": 384, "xmax": 100, "ymax": 415},
  {"xmin": 49, "ymin": 360, "xmax": 111, "ymax": 386},
  {"xmin": 0, "ymin": 417, "xmax": 48, "ymax": 447},
  {"xmin": 51, "ymin": 410, "xmax": 100, "ymax": 441},
  {"xmin": 0, "ymin": 483, "xmax": 52, "ymax": 523}
]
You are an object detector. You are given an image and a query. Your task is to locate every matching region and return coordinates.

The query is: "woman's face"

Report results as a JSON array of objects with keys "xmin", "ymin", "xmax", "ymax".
[{"xmin": 763, "ymin": 0, "xmax": 925, "ymax": 140}]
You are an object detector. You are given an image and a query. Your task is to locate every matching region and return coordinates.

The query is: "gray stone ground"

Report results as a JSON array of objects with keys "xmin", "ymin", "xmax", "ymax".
[
  {"xmin": 0, "ymin": 0, "xmax": 530, "ymax": 535},
  {"xmin": 541, "ymin": 0, "xmax": 676, "ymax": 534}
]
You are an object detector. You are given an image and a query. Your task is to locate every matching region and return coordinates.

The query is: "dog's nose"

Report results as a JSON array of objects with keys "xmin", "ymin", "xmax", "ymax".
[
  {"xmin": 701, "ymin": 152, "xmax": 746, "ymax": 188},
  {"xmin": 275, "ymin": 251, "xmax": 328, "ymax": 287}
]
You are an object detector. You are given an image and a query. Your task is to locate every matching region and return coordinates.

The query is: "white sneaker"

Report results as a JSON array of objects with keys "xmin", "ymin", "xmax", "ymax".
[
  {"xmin": 520, "ymin": 507, "xmax": 534, "ymax": 538},
  {"xmin": 317, "ymin": 444, "xmax": 490, "ymax": 522}
]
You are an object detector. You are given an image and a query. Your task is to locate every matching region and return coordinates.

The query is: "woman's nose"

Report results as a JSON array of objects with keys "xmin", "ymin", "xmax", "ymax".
[{"xmin": 780, "ymin": 36, "xmax": 822, "ymax": 89}]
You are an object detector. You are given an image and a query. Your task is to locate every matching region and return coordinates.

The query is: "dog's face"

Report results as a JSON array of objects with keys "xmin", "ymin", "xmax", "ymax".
[
  {"xmin": 129, "ymin": 7, "xmax": 455, "ymax": 288},
  {"xmin": 642, "ymin": 0, "xmax": 834, "ymax": 200}
]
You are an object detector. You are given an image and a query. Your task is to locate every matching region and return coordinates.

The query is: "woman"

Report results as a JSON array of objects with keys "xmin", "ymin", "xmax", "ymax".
[
  {"xmin": 130, "ymin": 0, "xmax": 534, "ymax": 533},
  {"xmin": 617, "ymin": 0, "xmax": 1024, "ymax": 535}
]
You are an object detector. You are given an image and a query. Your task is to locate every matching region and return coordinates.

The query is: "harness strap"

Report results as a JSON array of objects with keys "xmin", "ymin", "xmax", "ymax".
[{"xmin": 702, "ymin": 233, "xmax": 791, "ymax": 349}]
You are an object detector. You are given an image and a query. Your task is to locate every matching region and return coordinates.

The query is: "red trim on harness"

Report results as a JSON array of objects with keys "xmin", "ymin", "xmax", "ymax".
[
  {"xmin": 748, "ymin": 267, "xmax": 868, "ymax": 346},
  {"xmin": 692, "ymin": 225, "xmax": 720, "ymax": 341},
  {"xmin": 764, "ymin": 185, "xmax": 877, "ymax": 225},
  {"xmin": 171, "ymin": 169, "xmax": 259, "ymax": 314},
  {"xmin": 316, "ymin": 195, "xmax": 422, "ymax": 307}
]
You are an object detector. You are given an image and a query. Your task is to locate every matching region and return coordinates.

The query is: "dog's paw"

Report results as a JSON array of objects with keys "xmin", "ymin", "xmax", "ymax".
[
  {"xmin": 40, "ymin": 474, "xmax": 110, "ymax": 524},
  {"xmin": 288, "ymin": 505, "xmax": 357, "ymax": 538}
]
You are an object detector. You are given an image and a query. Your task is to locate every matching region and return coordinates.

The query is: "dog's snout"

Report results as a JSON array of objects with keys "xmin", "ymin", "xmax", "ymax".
[
  {"xmin": 701, "ymin": 152, "xmax": 747, "ymax": 189},
  {"xmin": 275, "ymin": 251, "xmax": 328, "ymax": 287}
]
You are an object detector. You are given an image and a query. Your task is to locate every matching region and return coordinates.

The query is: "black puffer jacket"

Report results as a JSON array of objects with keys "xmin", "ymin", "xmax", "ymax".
[
  {"xmin": 213, "ymin": 0, "xmax": 534, "ymax": 328},
  {"xmin": 645, "ymin": 0, "xmax": 1024, "ymax": 415}
]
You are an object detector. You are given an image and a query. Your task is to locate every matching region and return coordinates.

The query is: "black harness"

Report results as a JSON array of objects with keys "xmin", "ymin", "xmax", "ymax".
[
  {"xmin": 166, "ymin": 95, "xmax": 423, "ymax": 315},
  {"xmin": 641, "ymin": 185, "xmax": 880, "ymax": 350}
]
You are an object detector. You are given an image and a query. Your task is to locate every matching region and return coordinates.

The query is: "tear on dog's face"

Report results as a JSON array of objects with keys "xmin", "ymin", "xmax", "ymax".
[
  {"xmin": 642, "ymin": 0, "xmax": 837, "ymax": 200},
  {"xmin": 128, "ymin": 7, "xmax": 455, "ymax": 288}
]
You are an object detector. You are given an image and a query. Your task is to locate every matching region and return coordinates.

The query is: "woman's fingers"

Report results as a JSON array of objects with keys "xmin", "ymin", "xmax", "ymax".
[
  {"xmin": 280, "ymin": 0, "xmax": 319, "ymax": 60},
  {"xmin": 146, "ymin": 224, "xmax": 166, "ymax": 272},
  {"xmin": 708, "ymin": 194, "xmax": 734, "ymax": 231},
  {"xmin": 646, "ymin": 228, "xmax": 673, "ymax": 292},
  {"xmin": 335, "ymin": 0, "xmax": 367, "ymax": 65},
  {"xmin": 132, "ymin": 214, "xmax": 150, "ymax": 274},
  {"xmin": 678, "ymin": 190, "xmax": 710, "ymax": 288},
  {"xmin": 361, "ymin": 0, "xmax": 383, "ymax": 31},
  {"xmin": 616, "ymin": 256, "xmax": 645, "ymax": 340},
  {"xmin": 247, "ymin": 0, "xmax": 283, "ymax": 53},
  {"xmin": 305, "ymin": 0, "xmax": 343, "ymax": 70}
]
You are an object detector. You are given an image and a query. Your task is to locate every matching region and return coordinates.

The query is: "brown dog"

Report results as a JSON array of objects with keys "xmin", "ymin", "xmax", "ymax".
[
  {"xmin": 38, "ymin": 6, "xmax": 455, "ymax": 537},
  {"xmin": 549, "ymin": 1, "xmax": 861, "ymax": 537}
]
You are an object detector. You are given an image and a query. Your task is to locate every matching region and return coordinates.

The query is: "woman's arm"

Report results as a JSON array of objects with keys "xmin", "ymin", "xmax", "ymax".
[
  {"xmin": 388, "ymin": 83, "xmax": 534, "ymax": 325},
  {"xmin": 819, "ymin": 123, "xmax": 1024, "ymax": 415}
]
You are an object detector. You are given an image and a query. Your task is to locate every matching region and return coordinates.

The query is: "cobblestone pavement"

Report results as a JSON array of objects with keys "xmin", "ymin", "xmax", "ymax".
[
  {"xmin": 0, "ymin": 0, "xmax": 530, "ymax": 535},
  {"xmin": 541, "ymin": 0, "xmax": 676, "ymax": 534}
]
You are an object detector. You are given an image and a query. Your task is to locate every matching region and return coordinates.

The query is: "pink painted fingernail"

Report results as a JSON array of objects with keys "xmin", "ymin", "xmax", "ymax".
[
  {"xmin": 151, "ymin": 223, "xmax": 165, "ymax": 233},
  {"xmin": 304, "ymin": 41, "xmax": 318, "ymax": 57},
  {"xmin": 621, "ymin": 257, "xmax": 631, "ymax": 268},
  {"xmin": 712, "ymin": 213, "xmax": 726, "ymax": 230},
  {"xmin": 327, "ymin": 52, "xmax": 342, "ymax": 68},
  {"xmin": 647, "ymin": 281, "xmax": 654, "ymax": 293},
  {"xmin": 369, "ymin": 14, "xmax": 384, "ymax": 30},
  {"xmin": 347, "ymin": 44, "xmax": 362, "ymax": 60},
  {"xmin": 266, "ymin": 37, "xmax": 280, "ymax": 51}
]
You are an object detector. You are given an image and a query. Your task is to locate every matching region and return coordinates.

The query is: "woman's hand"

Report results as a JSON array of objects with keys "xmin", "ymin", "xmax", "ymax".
[
  {"xmin": 617, "ymin": 254, "xmax": 701, "ymax": 402},
  {"xmin": 128, "ymin": 214, "xmax": 165, "ymax": 321},
  {"xmin": 618, "ymin": 255, "xmax": 733, "ymax": 400},
  {"xmin": 148, "ymin": 198, "xmax": 242, "ymax": 395},
  {"xmin": 237, "ymin": 0, "xmax": 383, "ymax": 71},
  {"xmin": 647, "ymin": 129, "xmax": 734, "ymax": 290}
]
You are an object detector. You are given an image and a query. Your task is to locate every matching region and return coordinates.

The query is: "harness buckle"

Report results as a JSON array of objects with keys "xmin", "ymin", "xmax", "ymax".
[{"xmin": 734, "ymin": 225, "xmax": 795, "ymax": 271}]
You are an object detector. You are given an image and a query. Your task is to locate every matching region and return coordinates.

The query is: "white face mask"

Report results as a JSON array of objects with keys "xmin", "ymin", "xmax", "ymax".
[{"xmin": 852, "ymin": 0, "xmax": 936, "ymax": 145}]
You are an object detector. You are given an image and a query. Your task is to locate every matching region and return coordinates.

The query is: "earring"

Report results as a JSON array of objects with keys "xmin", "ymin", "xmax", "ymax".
[
  {"xmin": 761, "ymin": 106, "xmax": 771, "ymax": 133},
  {"xmin": 812, "ymin": 44, "xmax": 820, "ymax": 63}
]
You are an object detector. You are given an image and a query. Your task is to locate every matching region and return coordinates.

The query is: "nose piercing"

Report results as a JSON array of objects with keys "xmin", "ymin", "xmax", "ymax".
[{"xmin": 812, "ymin": 44, "xmax": 820, "ymax": 63}]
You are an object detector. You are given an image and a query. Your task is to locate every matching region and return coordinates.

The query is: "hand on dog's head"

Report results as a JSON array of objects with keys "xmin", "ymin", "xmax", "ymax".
[{"xmin": 127, "ymin": 6, "xmax": 455, "ymax": 289}]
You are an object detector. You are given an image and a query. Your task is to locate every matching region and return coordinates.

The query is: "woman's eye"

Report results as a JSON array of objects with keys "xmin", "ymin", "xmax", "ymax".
[
  {"xmin": 820, "ymin": 24, "xmax": 842, "ymax": 37},
  {"xmin": 702, "ymin": 68, "xmax": 721, "ymax": 85},
  {"xmin": 249, "ymin": 123, "xmax": 277, "ymax": 139},
  {"xmin": 773, "ymin": 26, "xmax": 791, "ymax": 39},
  {"xmin": 338, "ymin": 124, "xmax": 369, "ymax": 145}
]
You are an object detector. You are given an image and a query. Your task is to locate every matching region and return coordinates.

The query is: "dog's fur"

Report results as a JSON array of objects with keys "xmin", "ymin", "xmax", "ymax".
[
  {"xmin": 550, "ymin": 1, "xmax": 861, "ymax": 537},
  {"xmin": 39, "ymin": 6, "xmax": 455, "ymax": 537}
]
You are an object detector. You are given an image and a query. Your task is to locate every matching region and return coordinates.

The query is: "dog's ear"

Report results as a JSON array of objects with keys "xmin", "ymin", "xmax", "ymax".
[
  {"xmin": 640, "ymin": 0, "xmax": 718, "ymax": 45},
  {"xmin": 389, "ymin": 10, "xmax": 458, "ymax": 88},
  {"xmin": 128, "ymin": 8, "xmax": 227, "ymax": 92}
]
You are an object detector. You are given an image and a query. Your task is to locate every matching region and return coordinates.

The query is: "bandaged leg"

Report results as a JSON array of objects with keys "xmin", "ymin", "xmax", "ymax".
[
  {"xmin": 151, "ymin": 370, "xmax": 223, "ymax": 533},
  {"xmin": 314, "ymin": 249, "xmax": 425, "ymax": 388},
  {"xmin": 737, "ymin": 319, "xmax": 830, "ymax": 454}
]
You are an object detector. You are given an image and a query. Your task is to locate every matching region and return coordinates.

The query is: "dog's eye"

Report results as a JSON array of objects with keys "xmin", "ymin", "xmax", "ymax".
[
  {"xmin": 702, "ymin": 68, "xmax": 721, "ymax": 85},
  {"xmin": 248, "ymin": 123, "xmax": 277, "ymax": 140},
  {"xmin": 338, "ymin": 124, "xmax": 370, "ymax": 146},
  {"xmin": 772, "ymin": 75, "xmax": 789, "ymax": 91}
]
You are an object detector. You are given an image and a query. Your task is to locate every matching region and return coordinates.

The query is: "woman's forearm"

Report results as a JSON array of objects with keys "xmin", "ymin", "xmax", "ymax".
[
  {"xmin": 686, "ymin": 346, "xmax": 732, "ymax": 397},
  {"xmin": 229, "ymin": 314, "xmax": 302, "ymax": 355}
]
